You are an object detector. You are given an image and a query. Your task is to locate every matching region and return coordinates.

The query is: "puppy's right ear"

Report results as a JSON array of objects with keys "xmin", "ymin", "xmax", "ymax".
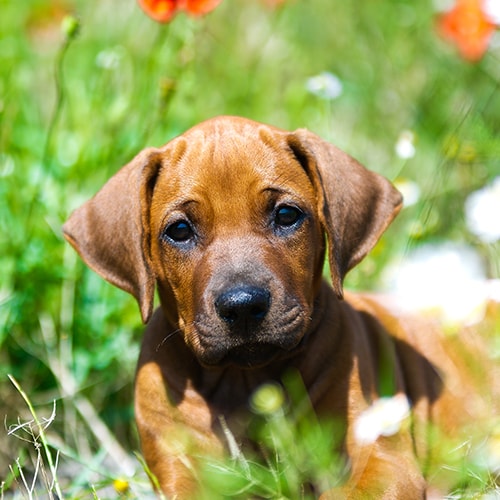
[{"xmin": 63, "ymin": 148, "xmax": 163, "ymax": 324}]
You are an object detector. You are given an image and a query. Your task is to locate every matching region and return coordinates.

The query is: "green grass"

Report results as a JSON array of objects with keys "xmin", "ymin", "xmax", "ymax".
[{"xmin": 1, "ymin": 0, "xmax": 499, "ymax": 497}]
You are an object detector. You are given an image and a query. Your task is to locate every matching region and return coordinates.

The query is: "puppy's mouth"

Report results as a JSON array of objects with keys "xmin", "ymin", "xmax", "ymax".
[
  {"xmin": 221, "ymin": 342, "xmax": 284, "ymax": 368},
  {"xmin": 194, "ymin": 333, "xmax": 307, "ymax": 369}
]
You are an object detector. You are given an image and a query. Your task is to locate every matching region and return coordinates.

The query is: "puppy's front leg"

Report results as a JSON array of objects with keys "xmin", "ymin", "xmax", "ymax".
[
  {"xmin": 134, "ymin": 314, "xmax": 223, "ymax": 498},
  {"xmin": 135, "ymin": 358, "xmax": 224, "ymax": 497},
  {"xmin": 322, "ymin": 436, "xmax": 426, "ymax": 500}
]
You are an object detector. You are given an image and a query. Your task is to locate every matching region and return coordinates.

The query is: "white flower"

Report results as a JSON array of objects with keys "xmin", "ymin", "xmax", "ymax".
[
  {"xmin": 484, "ymin": 433, "xmax": 500, "ymax": 473},
  {"xmin": 465, "ymin": 177, "xmax": 500, "ymax": 243},
  {"xmin": 383, "ymin": 242, "xmax": 491, "ymax": 327},
  {"xmin": 393, "ymin": 178, "xmax": 420, "ymax": 207},
  {"xmin": 432, "ymin": 0, "xmax": 455, "ymax": 13},
  {"xmin": 354, "ymin": 394, "xmax": 410, "ymax": 445},
  {"xmin": 484, "ymin": 0, "xmax": 500, "ymax": 24},
  {"xmin": 306, "ymin": 72, "xmax": 343, "ymax": 100},
  {"xmin": 474, "ymin": 423, "xmax": 500, "ymax": 474},
  {"xmin": 96, "ymin": 47, "xmax": 124, "ymax": 70},
  {"xmin": 395, "ymin": 130, "xmax": 416, "ymax": 159}
]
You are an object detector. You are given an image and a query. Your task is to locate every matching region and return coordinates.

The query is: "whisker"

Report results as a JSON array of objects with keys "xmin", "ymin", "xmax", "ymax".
[
  {"xmin": 155, "ymin": 321, "xmax": 199, "ymax": 352},
  {"xmin": 155, "ymin": 328, "xmax": 182, "ymax": 351}
]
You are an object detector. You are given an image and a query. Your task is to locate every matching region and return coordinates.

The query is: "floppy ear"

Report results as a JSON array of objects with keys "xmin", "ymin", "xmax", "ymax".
[
  {"xmin": 288, "ymin": 129, "xmax": 403, "ymax": 298},
  {"xmin": 62, "ymin": 148, "xmax": 164, "ymax": 323}
]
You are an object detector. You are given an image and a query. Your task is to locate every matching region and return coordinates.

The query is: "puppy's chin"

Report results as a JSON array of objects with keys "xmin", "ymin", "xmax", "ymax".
[
  {"xmin": 224, "ymin": 343, "xmax": 285, "ymax": 368},
  {"xmin": 191, "ymin": 343, "xmax": 277, "ymax": 369},
  {"xmin": 194, "ymin": 337, "xmax": 307, "ymax": 369}
]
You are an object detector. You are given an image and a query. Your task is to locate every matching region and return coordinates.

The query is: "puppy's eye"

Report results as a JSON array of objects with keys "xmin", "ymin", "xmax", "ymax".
[
  {"xmin": 164, "ymin": 220, "xmax": 194, "ymax": 243},
  {"xmin": 274, "ymin": 205, "xmax": 303, "ymax": 227}
]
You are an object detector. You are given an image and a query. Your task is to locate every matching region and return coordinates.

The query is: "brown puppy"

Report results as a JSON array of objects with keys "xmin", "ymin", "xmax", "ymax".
[{"xmin": 63, "ymin": 116, "xmax": 498, "ymax": 498}]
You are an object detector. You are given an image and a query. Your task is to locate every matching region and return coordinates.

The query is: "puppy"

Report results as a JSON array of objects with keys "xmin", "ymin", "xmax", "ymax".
[{"xmin": 63, "ymin": 116, "xmax": 498, "ymax": 498}]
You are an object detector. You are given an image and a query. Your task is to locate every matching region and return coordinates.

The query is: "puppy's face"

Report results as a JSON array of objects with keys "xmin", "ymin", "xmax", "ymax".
[
  {"xmin": 63, "ymin": 117, "xmax": 401, "ymax": 370},
  {"xmin": 149, "ymin": 129, "xmax": 325, "ymax": 368}
]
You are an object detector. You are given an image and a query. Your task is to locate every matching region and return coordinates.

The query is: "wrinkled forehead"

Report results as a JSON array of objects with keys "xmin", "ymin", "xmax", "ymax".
[{"xmin": 157, "ymin": 126, "xmax": 316, "ymax": 206}]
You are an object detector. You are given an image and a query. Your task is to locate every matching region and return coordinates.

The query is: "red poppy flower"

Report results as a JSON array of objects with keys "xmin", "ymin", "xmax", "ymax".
[
  {"xmin": 138, "ymin": 0, "xmax": 222, "ymax": 23},
  {"xmin": 438, "ymin": 0, "xmax": 496, "ymax": 61},
  {"xmin": 261, "ymin": 0, "xmax": 287, "ymax": 7}
]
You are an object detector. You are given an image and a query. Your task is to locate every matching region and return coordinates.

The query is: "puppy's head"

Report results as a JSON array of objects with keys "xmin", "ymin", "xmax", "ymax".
[{"xmin": 63, "ymin": 116, "xmax": 402, "ymax": 367}]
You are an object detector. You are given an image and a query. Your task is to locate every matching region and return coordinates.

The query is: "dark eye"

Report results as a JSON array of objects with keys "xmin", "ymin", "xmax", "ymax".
[
  {"xmin": 163, "ymin": 220, "xmax": 194, "ymax": 243},
  {"xmin": 274, "ymin": 205, "xmax": 303, "ymax": 227}
]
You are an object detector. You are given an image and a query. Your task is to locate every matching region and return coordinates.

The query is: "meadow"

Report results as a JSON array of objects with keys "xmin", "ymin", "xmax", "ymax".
[{"xmin": 1, "ymin": 0, "xmax": 499, "ymax": 497}]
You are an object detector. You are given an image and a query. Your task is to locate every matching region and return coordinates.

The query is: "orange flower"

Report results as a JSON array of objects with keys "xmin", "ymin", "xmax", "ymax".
[
  {"xmin": 261, "ymin": 0, "xmax": 287, "ymax": 7},
  {"xmin": 138, "ymin": 0, "xmax": 222, "ymax": 22},
  {"xmin": 438, "ymin": 0, "xmax": 496, "ymax": 61}
]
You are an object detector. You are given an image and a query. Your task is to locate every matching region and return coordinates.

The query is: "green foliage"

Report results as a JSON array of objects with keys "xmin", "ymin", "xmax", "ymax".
[
  {"xmin": 0, "ymin": 0, "xmax": 498, "ymax": 496},
  {"xmin": 200, "ymin": 378, "xmax": 346, "ymax": 499}
]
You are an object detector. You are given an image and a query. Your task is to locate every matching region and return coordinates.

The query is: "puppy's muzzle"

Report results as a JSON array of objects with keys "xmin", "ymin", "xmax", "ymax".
[{"xmin": 215, "ymin": 285, "xmax": 271, "ymax": 333}]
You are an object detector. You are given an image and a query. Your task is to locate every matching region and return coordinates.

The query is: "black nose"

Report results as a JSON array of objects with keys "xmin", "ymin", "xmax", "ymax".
[{"xmin": 215, "ymin": 286, "xmax": 271, "ymax": 329}]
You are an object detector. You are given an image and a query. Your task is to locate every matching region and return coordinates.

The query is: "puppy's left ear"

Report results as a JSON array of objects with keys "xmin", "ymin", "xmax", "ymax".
[{"xmin": 288, "ymin": 129, "xmax": 403, "ymax": 298}]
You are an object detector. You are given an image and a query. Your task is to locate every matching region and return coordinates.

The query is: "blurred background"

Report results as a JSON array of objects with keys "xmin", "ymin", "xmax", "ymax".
[{"xmin": 1, "ymin": 0, "xmax": 499, "ymax": 496}]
